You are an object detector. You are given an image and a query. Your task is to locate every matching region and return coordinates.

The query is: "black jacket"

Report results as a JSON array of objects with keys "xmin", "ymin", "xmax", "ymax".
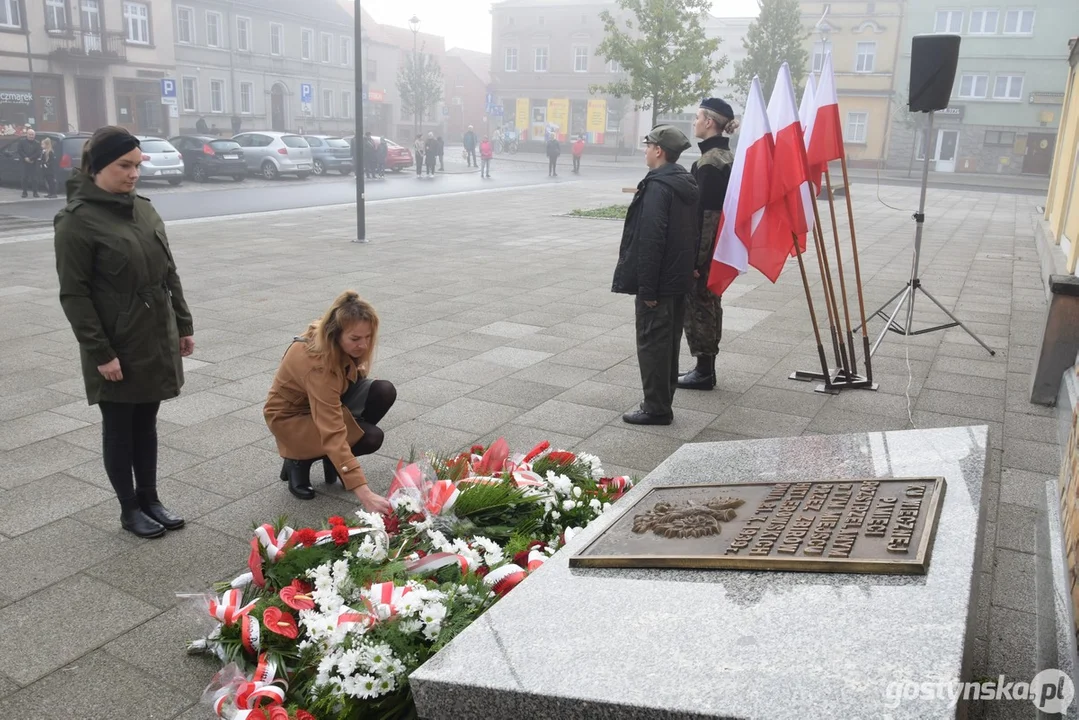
[
  {"xmin": 17, "ymin": 137, "xmax": 41, "ymax": 163},
  {"xmin": 463, "ymin": 131, "xmax": 476, "ymax": 150},
  {"xmin": 611, "ymin": 163, "xmax": 699, "ymax": 301},
  {"xmin": 546, "ymin": 139, "xmax": 560, "ymax": 158}
]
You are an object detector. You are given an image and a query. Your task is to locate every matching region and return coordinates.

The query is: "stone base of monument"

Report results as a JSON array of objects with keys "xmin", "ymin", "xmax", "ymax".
[{"xmin": 411, "ymin": 427, "xmax": 991, "ymax": 720}]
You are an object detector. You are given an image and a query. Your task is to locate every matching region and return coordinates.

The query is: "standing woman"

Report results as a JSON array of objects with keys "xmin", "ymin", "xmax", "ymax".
[
  {"xmin": 54, "ymin": 126, "xmax": 194, "ymax": 539},
  {"xmin": 264, "ymin": 291, "xmax": 394, "ymax": 514},
  {"xmin": 40, "ymin": 137, "xmax": 59, "ymax": 198}
]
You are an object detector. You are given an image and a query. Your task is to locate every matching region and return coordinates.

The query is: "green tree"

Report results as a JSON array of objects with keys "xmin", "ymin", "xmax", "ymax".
[
  {"xmin": 731, "ymin": 0, "xmax": 809, "ymax": 104},
  {"xmin": 396, "ymin": 49, "xmax": 444, "ymax": 135},
  {"xmin": 592, "ymin": 0, "xmax": 726, "ymax": 128}
]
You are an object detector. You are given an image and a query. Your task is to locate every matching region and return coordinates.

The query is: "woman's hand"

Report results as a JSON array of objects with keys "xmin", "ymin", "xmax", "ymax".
[
  {"xmin": 352, "ymin": 484, "xmax": 392, "ymax": 515},
  {"xmin": 97, "ymin": 358, "xmax": 123, "ymax": 382},
  {"xmin": 179, "ymin": 336, "xmax": 195, "ymax": 357}
]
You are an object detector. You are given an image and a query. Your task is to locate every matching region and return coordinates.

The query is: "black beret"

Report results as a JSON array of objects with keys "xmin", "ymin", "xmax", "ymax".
[{"xmin": 700, "ymin": 97, "xmax": 734, "ymax": 120}]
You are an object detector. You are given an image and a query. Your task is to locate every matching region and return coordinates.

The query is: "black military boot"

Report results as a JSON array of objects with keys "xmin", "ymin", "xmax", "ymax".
[
  {"xmin": 137, "ymin": 489, "xmax": 185, "ymax": 530},
  {"xmin": 280, "ymin": 458, "xmax": 316, "ymax": 500},
  {"xmin": 677, "ymin": 355, "xmax": 715, "ymax": 390}
]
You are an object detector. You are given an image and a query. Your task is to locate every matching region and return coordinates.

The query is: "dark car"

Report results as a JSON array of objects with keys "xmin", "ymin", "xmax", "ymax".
[
  {"xmin": 169, "ymin": 135, "xmax": 247, "ymax": 182},
  {"xmin": 0, "ymin": 131, "xmax": 91, "ymax": 187},
  {"xmin": 303, "ymin": 135, "xmax": 353, "ymax": 176},
  {"xmin": 343, "ymin": 135, "xmax": 413, "ymax": 172}
]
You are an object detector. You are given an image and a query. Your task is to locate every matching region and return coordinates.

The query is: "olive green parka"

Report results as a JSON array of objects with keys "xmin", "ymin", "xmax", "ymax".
[{"xmin": 54, "ymin": 172, "xmax": 193, "ymax": 405}]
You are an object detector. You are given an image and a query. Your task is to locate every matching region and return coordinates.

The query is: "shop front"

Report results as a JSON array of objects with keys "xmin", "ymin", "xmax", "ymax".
[
  {"xmin": 0, "ymin": 74, "xmax": 68, "ymax": 135},
  {"xmin": 114, "ymin": 79, "xmax": 168, "ymax": 136}
]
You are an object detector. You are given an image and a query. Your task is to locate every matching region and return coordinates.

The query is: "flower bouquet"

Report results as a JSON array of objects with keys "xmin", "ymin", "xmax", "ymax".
[{"xmin": 189, "ymin": 438, "xmax": 635, "ymax": 720}]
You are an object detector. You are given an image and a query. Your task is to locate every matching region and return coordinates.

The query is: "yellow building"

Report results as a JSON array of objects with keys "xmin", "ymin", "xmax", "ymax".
[
  {"xmin": 1046, "ymin": 38, "xmax": 1079, "ymax": 272},
  {"xmin": 800, "ymin": 0, "xmax": 905, "ymax": 168}
]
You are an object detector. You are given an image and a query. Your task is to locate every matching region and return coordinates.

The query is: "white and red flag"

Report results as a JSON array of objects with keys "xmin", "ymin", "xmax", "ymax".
[
  {"xmin": 806, "ymin": 53, "xmax": 845, "ymax": 180},
  {"xmin": 799, "ymin": 72, "xmax": 820, "ymax": 229},
  {"xmin": 765, "ymin": 62, "xmax": 810, "ymax": 269},
  {"xmin": 707, "ymin": 76, "xmax": 774, "ymax": 296}
]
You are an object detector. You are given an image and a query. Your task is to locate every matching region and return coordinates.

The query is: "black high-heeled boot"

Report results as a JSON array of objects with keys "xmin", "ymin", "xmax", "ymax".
[
  {"xmin": 323, "ymin": 457, "xmax": 339, "ymax": 485},
  {"xmin": 280, "ymin": 458, "xmax": 316, "ymax": 500}
]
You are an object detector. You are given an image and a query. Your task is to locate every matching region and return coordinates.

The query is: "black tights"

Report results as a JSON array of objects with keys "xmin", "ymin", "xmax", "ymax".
[
  {"xmin": 351, "ymin": 379, "xmax": 396, "ymax": 457},
  {"xmin": 99, "ymin": 401, "xmax": 161, "ymax": 510}
]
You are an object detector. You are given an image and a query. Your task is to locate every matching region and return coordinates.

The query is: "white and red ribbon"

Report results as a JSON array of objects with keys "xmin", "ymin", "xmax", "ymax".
[
  {"xmin": 404, "ymin": 551, "xmax": 470, "ymax": 576},
  {"xmin": 212, "ymin": 654, "xmax": 284, "ymax": 718},
  {"xmin": 363, "ymin": 581, "xmax": 413, "ymax": 621},
  {"xmin": 336, "ymin": 605, "xmax": 375, "ymax": 632},
  {"xmin": 484, "ymin": 563, "xmax": 528, "ymax": 597},
  {"xmin": 247, "ymin": 523, "xmax": 294, "ymax": 587},
  {"xmin": 240, "ymin": 614, "xmax": 260, "ymax": 655},
  {"xmin": 425, "ymin": 480, "xmax": 460, "ymax": 515},
  {"xmin": 208, "ymin": 589, "xmax": 257, "ymax": 626}
]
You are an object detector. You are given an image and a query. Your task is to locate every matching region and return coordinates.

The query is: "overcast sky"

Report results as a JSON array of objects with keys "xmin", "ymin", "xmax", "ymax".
[{"xmin": 358, "ymin": 0, "xmax": 761, "ymax": 53}]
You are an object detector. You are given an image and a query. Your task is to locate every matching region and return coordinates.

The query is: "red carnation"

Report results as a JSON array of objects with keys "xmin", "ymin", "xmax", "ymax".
[
  {"xmin": 382, "ymin": 513, "xmax": 400, "ymax": 536},
  {"xmin": 327, "ymin": 515, "xmax": 346, "ymax": 527},
  {"xmin": 471, "ymin": 444, "xmax": 486, "ymax": 455},
  {"xmin": 474, "ymin": 565, "xmax": 490, "ymax": 578},
  {"xmin": 407, "ymin": 513, "xmax": 426, "ymax": 524},
  {"xmin": 547, "ymin": 450, "xmax": 576, "ymax": 465},
  {"xmin": 331, "ymin": 525, "xmax": 351, "ymax": 546},
  {"xmin": 292, "ymin": 528, "xmax": 318, "ymax": 547},
  {"xmin": 296, "ymin": 712, "xmax": 316, "ymax": 720}
]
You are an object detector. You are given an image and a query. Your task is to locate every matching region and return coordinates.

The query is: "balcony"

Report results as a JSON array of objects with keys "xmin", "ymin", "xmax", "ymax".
[{"xmin": 49, "ymin": 30, "xmax": 127, "ymax": 64}]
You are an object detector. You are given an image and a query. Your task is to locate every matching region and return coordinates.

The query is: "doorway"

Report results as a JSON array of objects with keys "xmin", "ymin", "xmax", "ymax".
[
  {"xmin": 271, "ymin": 83, "xmax": 287, "ymax": 131},
  {"xmin": 76, "ymin": 77, "xmax": 106, "ymax": 130},
  {"xmin": 1023, "ymin": 133, "xmax": 1055, "ymax": 176},
  {"xmin": 934, "ymin": 129, "xmax": 958, "ymax": 173}
]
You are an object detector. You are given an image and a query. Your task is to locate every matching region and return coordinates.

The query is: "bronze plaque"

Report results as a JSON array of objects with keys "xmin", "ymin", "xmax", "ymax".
[{"xmin": 570, "ymin": 478, "xmax": 946, "ymax": 574}]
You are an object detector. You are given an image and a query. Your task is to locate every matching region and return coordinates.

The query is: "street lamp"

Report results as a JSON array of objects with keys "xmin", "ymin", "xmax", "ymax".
[
  {"xmin": 354, "ymin": 0, "xmax": 367, "ymax": 242},
  {"xmin": 409, "ymin": 15, "xmax": 420, "ymax": 138}
]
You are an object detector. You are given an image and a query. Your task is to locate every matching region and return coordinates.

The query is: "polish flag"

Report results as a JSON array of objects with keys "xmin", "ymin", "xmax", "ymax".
[
  {"xmin": 800, "ymin": 72, "xmax": 823, "ymax": 213},
  {"xmin": 806, "ymin": 54, "xmax": 845, "ymax": 175},
  {"xmin": 706, "ymin": 76, "xmax": 774, "ymax": 296},
  {"xmin": 765, "ymin": 62, "xmax": 810, "ymax": 270}
]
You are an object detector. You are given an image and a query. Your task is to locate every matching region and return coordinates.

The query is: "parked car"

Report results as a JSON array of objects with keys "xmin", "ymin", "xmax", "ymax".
[
  {"xmin": 0, "ymin": 131, "xmax": 91, "ymax": 187},
  {"xmin": 169, "ymin": 135, "xmax": 247, "ymax": 182},
  {"xmin": 134, "ymin": 136, "xmax": 184, "ymax": 186},
  {"xmin": 303, "ymin": 135, "xmax": 353, "ymax": 176},
  {"xmin": 344, "ymin": 135, "xmax": 413, "ymax": 173},
  {"xmin": 231, "ymin": 132, "xmax": 313, "ymax": 180}
]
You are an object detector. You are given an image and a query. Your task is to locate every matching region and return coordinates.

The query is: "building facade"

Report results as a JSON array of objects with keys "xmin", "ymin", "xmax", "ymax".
[
  {"xmin": 172, "ymin": 0, "xmax": 356, "ymax": 136},
  {"xmin": 800, "ymin": 0, "xmax": 906, "ymax": 168},
  {"xmin": 1045, "ymin": 38, "xmax": 1079, "ymax": 272},
  {"xmin": 886, "ymin": 0, "xmax": 1072, "ymax": 175},
  {"xmin": 444, "ymin": 48, "xmax": 490, "ymax": 144}
]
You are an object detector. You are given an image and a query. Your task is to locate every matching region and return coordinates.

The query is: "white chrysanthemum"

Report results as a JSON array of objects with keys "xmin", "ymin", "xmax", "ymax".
[
  {"xmin": 572, "ymin": 486, "xmax": 582, "ymax": 498},
  {"xmin": 562, "ymin": 499, "xmax": 575, "ymax": 512},
  {"xmin": 422, "ymin": 621, "xmax": 442, "ymax": 640},
  {"xmin": 354, "ymin": 510, "xmax": 386, "ymax": 532},
  {"xmin": 470, "ymin": 536, "xmax": 504, "ymax": 565},
  {"xmin": 576, "ymin": 451, "xmax": 604, "ymax": 478},
  {"xmin": 349, "ymin": 673, "xmax": 381, "ymax": 699},
  {"xmin": 337, "ymin": 648, "xmax": 362, "ymax": 677},
  {"xmin": 546, "ymin": 472, "xmax": 573, "ymax": 496},
  {"xmin": 550, "ymin": 510, "xmax": 560, "ymax": 520},
  {"xmin": 398, "ymin": 618, "xmax": 423, "ymax": 634},
  {"xmin": 589, "ymin": 498, "xmax": 602, "ymax": 511}
]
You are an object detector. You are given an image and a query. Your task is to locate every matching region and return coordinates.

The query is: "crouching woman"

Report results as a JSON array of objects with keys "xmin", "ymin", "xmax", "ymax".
[{"xmin": 264, "ymin": 291, "xmax": 394, "ymax": 514}]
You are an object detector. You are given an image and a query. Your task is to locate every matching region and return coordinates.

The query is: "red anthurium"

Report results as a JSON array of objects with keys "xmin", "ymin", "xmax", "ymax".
[
  {"xmin": 269, "ymin": 708, "xmax": 290, "ymax": 720},
  {"xmin": 295, "ymin": 712, "xmax": 316, "ymax": 720},
  {"xmin": 263, "ymin": 606, "xmax": 299, "ymax": 639},
  {"xmin": 546, "ymin": 450, "xmax": 576, "ymax": 465},
  {"xmin": 279, "ymin": 580, "xmax": 316, "ymax": 611}
]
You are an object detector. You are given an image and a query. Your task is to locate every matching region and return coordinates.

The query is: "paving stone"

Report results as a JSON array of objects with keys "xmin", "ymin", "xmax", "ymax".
[
  {"xmin": 378, "ymin": 420, "xmax": 477, "ymax": 464},
  {"xmin": 995, "ymin": 502, "xmax": 1038, "ymax": 555},
  {"xmin": 0, "ymin": 411, "xmax": 89, "ymax": 451},
  {"xmin": 0, "ymin": 474, "xmax": 112, "ymax": 537},
  {"xmin": 63, "ymin": 445, "xmax": 206, "ymax": 490},
  {"xmin": 161, "ymin": 415, "xmax": 270, "ymax": 458},
  {"xmin": 922, "ymin": 372, "xmax": 1006, "ymax": 399},
  {"xmin": 516, "ymin": 399, "xmax": 621, "ymax": 438},
  {"xmin": 999, "ymin": 469, "xmax": 1053, "ymax": 510},
  {"xmin": 399, "ymin": 344, "xmax": 482, "ymax": 368},
  {"xmin": 735, "ymin": 385, "xmax": 831, "ymax": 419},
  {"xmin": 0, "ymin": 437, "xmax": 98, "ymax": 490},
  {"xmin": 378, "ymin": 399, "xmax": 434, "ymax": 432},
  {"xmin": 915, "ymin": 389, "xmax": 1006, "ymax": 423},
  {"xmin": 417, "ymin": 397, "xmax": 522, "ymax": 435},
  {"xmin": 430, "ymin": 358, "xmax": 516, "ymax": 385},
  {"xmin": 479, "ymin": 424, "xmax": 584, "ymax": 457},
  {"xmin": 987, "ymin": 605, "xmax": 1039, "ymax": 688},
  {"xmin": 1003, "ymin": 411, "xmax": 1057, "ymax": 444},
  {"xmin": 0, "ymin": 575, "xmax": 159, "ymax": 685},
  {"xmin": 511, "ymin": 362, "xmax": 600, "ymax": 388},
  {"xmin": 547, "ymin": 347, "xmax": 627, "ymax": 371},
  {"xmin": 396, "ymin": 376, "xmax": 481, "ymax": 407},
  {"xmin": 1002, "ymin": 437, "xmax": 1060, "ymax": 476},
  {"xmin": 554, "ymin": 381, "xmax": 644, "ymax": 413},
  {"xmin": 575, "ymin": 425, "xmax": 687, "ymax": 473},
  {"xmin": 196, "ymin": 485, "xmax": 363, "ymax": 542},
  {"xmin": 75, "ymin": 477, "xmax": 233, "ymax": 535},
  {"xmin": 504, "ymin": 332, "xmax": 581, "ymax": 354},
  {"xmin": 188, "ymin": 355, "xmax": 281, "ymax": 381},
  {"xmin": 932, "ymin": 355, "xmax": 1007, "ymax": 381},
  {"xmin": 467, "ymin": 377, "xmax": 564, "ymax": 410},
  {"xmin": 157, "ymin": 391, "xmax": 252, "ymax": 427},
  {"xmin": 805, "ymin": 407, "xmax": 912, "ymax": 436},
  {"xmin": 0, "ymin": 388, "xmax": 73, "ymax": 422},
  {"xmin": 169, "ymin": 444, "xmax": 285, "ymax": 499},
  {"xmin": 471, "ymin": 346, "xmax": 554, "ymax": 369},
  {"xmin": 626, "ymin": 406, "xmax": 718, "ymax": 442},
  {"xmin": 990, "ymin": 548, "xmax": 1036, "ymax": 613},
  {"xmin": 473, "ymin": 321, "xmax": 543, "ymax": 338},
  {"xmin": 710, "ymin": 405, "xmax": 812, "ymax": 439}
]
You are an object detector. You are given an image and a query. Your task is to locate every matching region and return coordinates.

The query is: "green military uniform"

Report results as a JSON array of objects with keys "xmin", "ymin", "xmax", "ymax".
[
  {"xmin": 54, "ymin": 173, "xmax": 193, "ymax": 405},
  {"xmin": 686, "ymin": 134, "xmax": 733, "ymax": 357}
]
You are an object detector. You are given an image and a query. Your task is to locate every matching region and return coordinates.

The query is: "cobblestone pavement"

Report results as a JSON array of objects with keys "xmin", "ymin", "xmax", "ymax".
[{"xmin": 0, "ymin": 174, "xmax": 1050, "ymax": 719}]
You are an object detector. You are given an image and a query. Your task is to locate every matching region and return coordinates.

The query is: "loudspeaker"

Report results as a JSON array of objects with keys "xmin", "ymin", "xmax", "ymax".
[{"xmin": 909, "ymin": 34, "xmax": 961, "ymax": 112}]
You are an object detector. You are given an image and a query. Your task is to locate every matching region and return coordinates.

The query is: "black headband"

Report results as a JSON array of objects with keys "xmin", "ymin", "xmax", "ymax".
[{"xmin": 89, "ymin": 134, "xmax": 141, "ymax": 174}]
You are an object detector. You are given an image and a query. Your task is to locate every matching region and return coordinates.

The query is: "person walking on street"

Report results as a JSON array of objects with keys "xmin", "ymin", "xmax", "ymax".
[
  {"xmin": 424, "ymin": 132, "xmax": 438, "ymax": 176},
  {"xmin": 377, "ymin": 137, "xmax": 388, "ymax": 178},
  {"xmin": 54, "ymin": 126, "xmax": 195, "ymax": 538},
  {"xmin": 678, "ymin": 98, "xmax": 738, "ymax": 391},
  {"xmin": 40, "ymin": 137, "xmax": 59, "ymax": 198},
  {"xmin": 18, "ymin": 129, "xmax": 42, "ymax": 198},
  {"xmin": 463, "ymin": 125, "xmax": 477, "ymax": 167},
  {"xmin": 363, "ymin": 132, "xmax": 377, "ymax": 179},
  {"xmin": 413, "ymin": 134, "xmax": 424, "ymax": 177},
  {"xmin": 611, "ymin": 125, "xmax": 698, "ymax": 426},
  {"xmin": 436, "ymin": 135, "xmax": 444, "ymax": 171},
  {"xmin": 572, "ymin": 135, "xmax": 585, "ymax": 174},
  {"xmin": 546, "ymin": 134, "xmax": 561, "ymax": 177},
  {"xmin": 479, "ymin": 136, "xmax": 493, "ymax": 178}
]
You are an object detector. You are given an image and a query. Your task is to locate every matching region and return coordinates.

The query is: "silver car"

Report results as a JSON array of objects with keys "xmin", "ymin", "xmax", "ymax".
[
  {"xmin": 135, "ymin": 136, "xmax": 185, "ymax": 186},
  {"xmin": 231, "ymin": 131, "xmax": 313, "ymax": 180}
]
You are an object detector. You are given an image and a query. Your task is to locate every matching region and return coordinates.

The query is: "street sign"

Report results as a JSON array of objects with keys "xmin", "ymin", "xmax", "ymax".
[
  {"xmin": 300, "ymin": 83, "xmax": 313, "ymax": 104},
  {"xmin": 486, "ymin": 92, "xmax": 493, "ymax": 106},
  {"xmin": 442, "ymin": 107, "xmax": 449, "ymax": 117},
  {"xmin": 490, "ymin": 105, "xmax": 504, "ymax": 116},
  {"xmin": 160, "ymin": 78, "xmax": 177, "ymax": 106}
]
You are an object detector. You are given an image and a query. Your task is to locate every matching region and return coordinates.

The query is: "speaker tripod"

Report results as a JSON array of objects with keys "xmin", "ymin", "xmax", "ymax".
[{"xmin": 861, "ymin": 110, "xmax": 995, "ymax": 358}]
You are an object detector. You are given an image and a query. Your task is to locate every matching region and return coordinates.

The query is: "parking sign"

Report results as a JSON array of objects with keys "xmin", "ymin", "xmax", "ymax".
[
  {"xmin": 160, "ymin": 78, "xmax": 177, "ymax": 106},
  {"xmin": 301, "ymin": 83, "xmax": 313, "ymax": 103}
]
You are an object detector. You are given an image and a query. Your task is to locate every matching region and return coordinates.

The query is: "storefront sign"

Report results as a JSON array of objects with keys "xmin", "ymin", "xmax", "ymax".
[
  {"xmin": 586, "ymin": 99, "xmax": 607, "ymax": 133},
  {"xmin": 0, "ymin": 91, "xmax": 32, "ymax": 105},
  {"xmin": 515, "ymin": 98, "xmax": 528, "ymax": 131},
  {"xmin": 546, "ymin": 98, "xmax": 569, "ymax": 139},
  {"xmin": 1030, "ymin": 91, "xmax": 1065, "ymax": 105},
  {"xmin": 937, "ymin": 106, "xmax": 964, "ymax": 121},
  {"xmin": 367, "ymin": 89, "xmax": 384, "ymax": 103}
]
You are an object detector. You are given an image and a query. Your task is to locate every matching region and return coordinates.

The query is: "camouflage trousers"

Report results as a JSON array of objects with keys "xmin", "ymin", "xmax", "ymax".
[{"xmin": 683, "ymin": 283, "xmax": 723, "ymax": 356}]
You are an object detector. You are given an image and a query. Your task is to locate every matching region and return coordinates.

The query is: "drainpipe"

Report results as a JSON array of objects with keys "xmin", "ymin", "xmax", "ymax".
[
  {"xmin": 227, "ymin": 2, "xmax": 236, "ymax": 122},
  {"xmin": 881, "ymin": 0, "xmax": 906, "ymax": 169},
  {"xmin": 25, "ymin": 24, "xmax": 36, "ymax": 128}
]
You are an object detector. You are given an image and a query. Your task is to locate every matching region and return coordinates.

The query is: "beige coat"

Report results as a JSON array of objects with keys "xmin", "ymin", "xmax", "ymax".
[{"xmin": 264, "ymin": 342, "xmax": 367, "ymax": 489}]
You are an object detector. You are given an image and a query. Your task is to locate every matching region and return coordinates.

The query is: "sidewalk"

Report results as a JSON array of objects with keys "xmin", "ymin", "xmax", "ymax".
[{"xmin": 0, "ymin": 178, "xmax": 1052, "ymax": 719}]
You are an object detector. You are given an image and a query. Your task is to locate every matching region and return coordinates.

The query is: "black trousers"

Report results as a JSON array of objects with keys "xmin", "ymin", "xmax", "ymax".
[
  {"xmin": 21, "ymin": 162, "xmax": 39, "ymax": 194},
  {"xmin": 573, "ymin": 156, "xmax": 581, "ymax": 172},
  {"xmin": 415, "ymin": 152, "xmax": 423, "ymax": 175},
  {"xmin": 466, "ymin": 148, "xmax": 477, "ymax": 166},
  {"xmin": 548, "ymin": 157, "xmax": 558, "ymax": 175},
  {"xmin": 99, "ymin": 401, "xmax": 162, "ymax": 509},
  {"xmin": 342, "ymin": 379, "xmax": 397, "ymax": 456},
  {"xmin": 635, "ymin": 295, "xmax": 686, "ymax": 416}
]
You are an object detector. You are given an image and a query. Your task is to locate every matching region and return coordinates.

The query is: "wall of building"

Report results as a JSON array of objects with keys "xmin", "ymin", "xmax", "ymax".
[{"xmin": 1045, "ymin": 42, "xmax": 1079, "ymax": 272}]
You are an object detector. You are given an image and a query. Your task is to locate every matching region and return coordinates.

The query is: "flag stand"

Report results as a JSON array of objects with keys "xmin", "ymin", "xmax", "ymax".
[{"xmin": 789, "ymin": 231, "xmax": 837, "ymax": 394}]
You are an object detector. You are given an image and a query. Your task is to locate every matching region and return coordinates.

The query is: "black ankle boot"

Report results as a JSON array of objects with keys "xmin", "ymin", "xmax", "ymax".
[
  {"xmin": 120, "ymin": 506, "xmax": 166, "ymax": 538},
  {"xmin": 323, "ymin": 457, "xmax": 339, "ymax": 485},
  {"xmin": 280, "ymin": 458, "xmax": 316, "ymax": 500},
  {"xmin": 137, "ymin": 491, "xmax": 185, "ymax": 530},
  {"xmin": 677, "ymin": 355, "xmax": 716, "ymax": 390}
]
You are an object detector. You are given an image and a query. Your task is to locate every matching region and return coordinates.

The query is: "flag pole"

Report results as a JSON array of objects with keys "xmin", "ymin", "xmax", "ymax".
[
  {"xmin": 810, "ymin": 185, "xmax": 849, "ymax": 376},
  {"xmin": 791, "ymin": 231, "xmax": 834, "ymax": 389},
  {"xmin": 821, "ymin": 167, "xmax": 858, "ymax": 379},
  {"xmin": 838, "ymin": 154, "xmax": 873, "ymax": 384}
]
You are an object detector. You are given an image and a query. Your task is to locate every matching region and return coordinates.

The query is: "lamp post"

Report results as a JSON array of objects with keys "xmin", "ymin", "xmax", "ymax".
[
  {"xmin": 353, "ymin": 0, "xmax": 366, "ymax": 242},
  {"xmin": 409, "ymin": 15, "xmax": 420, "ymax": 139}
]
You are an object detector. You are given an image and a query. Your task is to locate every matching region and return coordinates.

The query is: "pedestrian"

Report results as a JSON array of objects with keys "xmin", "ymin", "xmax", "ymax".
[
  {"xmin": 40, "ymin": 136, "xmax": 58, "ymax": 198},
  {"xmin": 413, "ymin": 134, "xmax": 424, "ymax": 177},
  {"xmin": 424, "ymin": 131, "xmax": 438, "ymax": 175},
  {"xmin": 479, "ymin": 135, "xmax": 493, "ymax": 178},
  {"xmin": 54, "ymin": 126, "xmax": 195, "ymax": 538},
  {"xmin": 463, "ymin": 125, "xmax": 477, "ymax": 167},
  {"xmin": 264, "ymin": 290, "xmax": 395, "ymax": 514},
  {"xmin": 572, "ymin": 135, "xmax": 585, "ymax": 174},
  {"xmin": 363, "ymin": 132, "xmax": 376, "ymax": 179},
  {"xmin": 195, "ymin": 116, "xmax": 209, "ymax": 134},
  {"xmin": 546, "ymin": 134, "xmax": 561, "ymax": 177},
  {"xmin": 231, "ymin": 115, "xmax": 242, "ymax": 135},
  {"xmin": 679, "ymin": 98, "xmax": 739, "ymax": 391},
  {"xmin": 436, "ymin": 135, "xmax": 444, "ymax": 171},
  {"xmin": 18, "ymin": 128, "xmax": 42, "ymax": 198},
  {"xmin": 377, "ymin": 136, "xmax": 388, "ymax": 178},
  {"xmin": 611, "ymin": 125, "xmax": 698, "ymax": 426}
]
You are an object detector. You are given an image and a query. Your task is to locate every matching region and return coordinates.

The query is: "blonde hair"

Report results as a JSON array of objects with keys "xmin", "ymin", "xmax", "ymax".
[
  {"xmin": 303, "ymin": 291, "xmax": 380, "ymax": 376},
  {"xmin": 41, "ymin": 137, "xmax": 53, "ymax": 153},
  {"xmin": 700, "ymin": 107, "xmax": 741, "ymax": 135}
]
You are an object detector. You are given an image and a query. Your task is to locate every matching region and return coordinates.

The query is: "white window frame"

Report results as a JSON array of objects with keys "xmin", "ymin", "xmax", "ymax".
[
  {"xmin": 240, "ymin": 81, "xmax": 253, "ymax": 114},
  {"xmin": 181, "ymin": 76, "xmax": 198, "ymax": 112},
  {"xmin": 321, "ymin": 33, "xmax": 332, "ymax": 64},
  {"xmin": 992, "ymin": 74, "xmax": 1023, "ymax": 100},
  {"xmin": 301, "ymin": 28, "xmax": 313, "ymax": 60},
  {"xmin": 341, "ymin": 37, "xmax": 352, "ymax": 66},
  {"xmin": 322, "ymin": 88, "xmax": 334, "ymax": 118},
  {"xmin": 1003, "ymin": 8, "xmax": 1034, "ymax": 35},
  {"xmin": 209, "ymin": 78, "xmax": 226, "ymax": 114},
  {"xmin": 123, "ymin": 1, "xmax": 150, "ymax": 45},
  {"xmin": 342, "ymin": 90, "xmax": 352, "ymax": 119},
  {"xmin": 505, "ymin": 47, "xmax": 518, "ymax": 72},
  {"xmin": 934, "ymin": 10, "xmax": 963, "ymax": 33},
  {"xmin": 270, "ymin": 23, "xmax": 284, "ymax": 56},
  {"xmin": 0, "ymin": 0, "xmax": 21, "ymax": 29},
  {"xmin": 534, "ymin": 46, "xmax": 549, "ymax": 73},
  {"xmin": 236, "ymin": 16, "xmax": 250, "ymax": 52},
  {"xmin": 206, "ymin": 10, "xmax": 222, "ymax": 48},
  {"xmin": 46, "ymin": 0, "xmax": 67, "ymax": 32},
  {"xmin": 957, "ymin": 73, "xmax": 988, "ymax": 98},
  {"xmin": 967, "ymin": 9, "xmax": 998, "ymax": 34},
  {"xmin": 846, "ymin": 111, "xmax": 868, "ymax": 143},
  {"xmin": 607, "ymin": 59, "xmax": 622, "ymax": 73},
  {"xmin": 812, "ymin": 41, "xmax": 832, "ymax": 73},
  {"xmin": 854, "ymin": 41, "xmax": 876, "ymax": 73},
  {"xmin": 573, "ymin": 45, "xmax": 589, "ymax": 73},
  {"xmin": 175, "ymin": 5, "xmax": 194, "ymax": 44}
]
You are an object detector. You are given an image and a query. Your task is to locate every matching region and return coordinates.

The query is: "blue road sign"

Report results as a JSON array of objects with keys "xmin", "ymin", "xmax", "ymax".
[
  {"xmin": 301, "ymin": 83, "xmax": 313, "ymax": 104},
  {"xmin": 490, "ymin": 105, "xmax": 504, "ymax": 116},
  {"xmin": 160, "ymin": 78, "xmax": 176, "ymax": 98},
  {"xmin": 486, "ymin": 92, "xmax": 493, "ymax": 106}
]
